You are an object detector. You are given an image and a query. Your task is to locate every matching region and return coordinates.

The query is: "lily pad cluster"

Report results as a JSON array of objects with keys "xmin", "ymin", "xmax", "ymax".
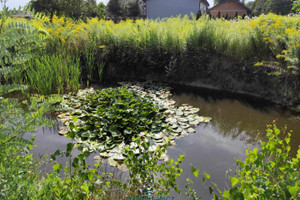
[{"xmin": 58, "ymin": 82, "xmax": 211, "ymax": 168}]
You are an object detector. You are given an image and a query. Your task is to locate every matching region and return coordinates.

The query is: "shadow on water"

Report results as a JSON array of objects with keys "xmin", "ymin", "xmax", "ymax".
[{"xmin": 23, "ymin": 84, "xmax": 299, "ymax": 200}]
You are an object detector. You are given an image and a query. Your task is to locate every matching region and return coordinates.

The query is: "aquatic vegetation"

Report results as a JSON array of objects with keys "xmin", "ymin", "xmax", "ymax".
[
  {"xmin": 25, "ymin": 55, "xmax": 81, "ymax": 95},
  {"xmin": 58, "ymin": 83, "xmax": 211, "ymax": 167}
]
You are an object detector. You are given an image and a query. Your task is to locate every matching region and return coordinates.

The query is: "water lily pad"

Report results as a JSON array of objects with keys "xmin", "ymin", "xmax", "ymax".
[
  {"xmin": 189, "ymin": 120, "xmax": 199, "ymax": 125},
  {"xmin": 117, "ymin": 164, "xmax": 129, "ymax": 171},
  {"xmin": 173, "ymin": 127, "xmax": 183, "ymax": 133},
  {"xmin": 204, "ymin": 117, "xmax": 212, "ymax": 122},
  {"xmin": 180, "ymin": 124, "xmax": 190, "ymax": 129},
  {"xmin": 187, "ymin": 128, "xmax": 196, "ymax": 133},
  {"xmin": 58, "ymin": 126, "xmax": 69, "ymax": 135},
  {"xmin": 58, "ymin": 83, "xmax": 212, "ymax": 166},
  {"xmin": 178, "ymin": 118, "xmax": 188, "ymax": 122},
  {"xmin": 108, "ymin": 157, "xmax": 117, "ymax": 166},
  {"xmin": 195, "ymin": 116, "xmax": 204, "ymax": 122},
  {"xmin": 153, "ymin": 132, "xmax": 164, "ymax": 139},
  {"xmin": 149, "ymin": 145, "xmax": 158, "ymax": 152},
  {"xmin": 100, "ymin": 152, "xmax": 111, "ymax": 158},
  {"xmin": 159, "ymin": 153, "xmax": 169, "ymax": 161},
  {"xmin": 112, "ymin": 153, "xmax": 125, "ymax": 161},
  {"xmin": 190, "ymin": 108, "xmax": 200, "ymax": 113},
  {"xmin": 181, "ymin": 130, "xmax": 188, "ymax": 135}
]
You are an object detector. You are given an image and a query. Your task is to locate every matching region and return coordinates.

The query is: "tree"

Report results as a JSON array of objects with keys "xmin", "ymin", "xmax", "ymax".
[
  {"xmin": 214, "ymin": 0, "xmax": 222, "ymax": 6},
  {"xmin": 128, "ymin": 0, "xmax": 141, "ymax": 17},
  {"xmin": 29, "ymin": 0, "xmax": 106, "ymax": 20},
  {"xmin": 225, "ymin": 13, "xmax": 229, "ymax": 19},
  {"xmin": 107, "ymin": 0, "xmax": 123, "ymax": 17},
  {"xmin": 196, "ymin": 10, "xmax": 202, "ymax": 20},
  {"xmin": 95, "ymin": 2, "xmax": 106, "ymax": 19},
  {"xmin": 292, "ymin": 0, "xmax": 300, "ymax": 11},
  {"xmin": 29, "ymin": 0, "xmax": 61, "ymax": 18},
  {"xmin": 234, "ymin": 11, "xmax": 238, "ymax": 18},
  {"xmin": 247, "ymin": 0, "xmax": 293, "ymax": 16}
]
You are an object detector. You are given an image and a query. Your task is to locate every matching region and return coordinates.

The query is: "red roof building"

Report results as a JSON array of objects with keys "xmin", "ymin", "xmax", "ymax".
[{"xmin": 208, "ymin": 0, "xmax": 251, "ymax": 18}]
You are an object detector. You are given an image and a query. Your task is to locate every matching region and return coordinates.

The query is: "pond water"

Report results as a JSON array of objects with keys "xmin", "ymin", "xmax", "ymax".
[{"xmin": 23, "ymin": 85, "xmax": 300, "ymax": 199}]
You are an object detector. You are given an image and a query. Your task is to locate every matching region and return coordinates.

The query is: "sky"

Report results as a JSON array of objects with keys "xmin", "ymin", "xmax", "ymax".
[
  {"xmin": 3, "ymin": 0, "xmax": 109, "ymax": 9},
  {"xmin": 2, "ymin": 0, "xmax": 251, "ymax": 10}
]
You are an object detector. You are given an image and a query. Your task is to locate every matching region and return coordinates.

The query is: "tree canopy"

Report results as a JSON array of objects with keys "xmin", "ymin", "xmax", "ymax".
[
  {"xmin": 293, "ymin": 0, "xmax": 300, "ymax": 11},
  {"xmin": 29, "ymin": 0, "xmax": 106, "ymax": 20},
  {"xmin": 247, "ymin": 0, "xmax": 293, "ymax": 15}
]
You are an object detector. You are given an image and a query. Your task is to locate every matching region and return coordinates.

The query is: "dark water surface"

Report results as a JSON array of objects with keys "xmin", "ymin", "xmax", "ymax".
[
  {"xmin": 24, "ymin": 85, "xmax": 300, "ymax": 200},
  {"xmin": 168, "ymin": 86, "xmax": 300, "ymax": 199}
]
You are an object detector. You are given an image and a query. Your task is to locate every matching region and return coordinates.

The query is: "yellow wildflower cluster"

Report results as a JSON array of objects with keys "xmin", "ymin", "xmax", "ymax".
[{"xmin": 6, "ymin": 13, "xmax": 298, "ymax": 66}]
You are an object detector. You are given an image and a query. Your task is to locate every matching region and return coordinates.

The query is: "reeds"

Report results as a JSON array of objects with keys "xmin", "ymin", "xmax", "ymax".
[{"xmin": 25, "ymin": 55, "xmax": 80, "ymax": 95}]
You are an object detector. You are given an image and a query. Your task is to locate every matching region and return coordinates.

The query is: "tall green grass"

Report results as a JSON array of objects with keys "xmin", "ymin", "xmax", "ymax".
[{"xmin": 25, "ymin": 55, "xmax": 80, "ymax": 95}]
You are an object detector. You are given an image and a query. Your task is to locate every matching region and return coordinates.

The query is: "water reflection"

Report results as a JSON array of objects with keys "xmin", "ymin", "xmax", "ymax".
[
  {"xmin": 171, "ymin": 85, "xmax": 300, "ymax": 155},
  {"xmin": 166, "ymin": 85, "xmax": 299, "ymax": 199}
]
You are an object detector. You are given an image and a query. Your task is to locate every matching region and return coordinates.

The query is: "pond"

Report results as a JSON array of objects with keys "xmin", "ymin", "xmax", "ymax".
[{"xmin": 23, "ymin": 84, "xmax": 300, "ymax": 199}]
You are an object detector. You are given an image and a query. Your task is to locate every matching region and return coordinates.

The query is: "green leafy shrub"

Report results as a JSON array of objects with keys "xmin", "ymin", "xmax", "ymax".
[
  {"xmin": 224, "ymin": 123, "xmax": 300, "ymax": 200},
  {"xmin": 0, "ymin": 97, "xmax": 56, "ymax": 199},
  {"xmin": 0, "ymin": 20, "xmax": 45, "ymax": 94},
  {"xmin": 124, "ymin": 137, "xmax": 185, "ymax": 196}
]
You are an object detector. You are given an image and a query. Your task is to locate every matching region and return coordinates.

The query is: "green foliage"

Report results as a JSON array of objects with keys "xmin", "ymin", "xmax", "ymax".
[
  {"xmin": 25, "ymin": 54, "xmax": 81, "ymax": 95},
  {"xmin": 84, "ymin": 39, "xmax": 97, "ymax": 85},
  {"xmin": 186, "ymin": 123, "xmax": 300, "ymax": 200},
  {"xmin": 128, "ymin": 0, "xmax": 141, "ymax": 18},
  {"xmin": 59, "ymin": 83, "xmax": 209, "ymax": 166},
  {"xmin": 37, "ymin": 143, "xmax": 125, "ymax": 200},
  {"xmin": 247, "ymin": 0, "xmax": 293, "ymax": 16},
  {"xmin": 0, "ymin": 17, "xmax": 45, "ymax": 95},
  {"xmin": 124, "ymin": 137, "xmax": 185, "ymax": 196},
  {"xmin": 29, "ymin": 0, "xmax": 106, "ymax": 20},
  {"xmin": 107, "ymin": 0, "xmax": 123, "ymax": 17},
  {"xmin": 292, "ymin": 0, "xmax": 300, "ymax": 11},
  {"xmin": 0, "ymin": 97, "xmax": 57, "ymax": 199},
  {"xmin": 66, "ymin": 87, "xmax": 167, "ymax": 148},
  {"xmin": 0, "ymin": 21, "xmax": 43, "ymax": 81},
  {"xmin": 224, "ymin": 123, "xmax": 300, "ymax": 199}
]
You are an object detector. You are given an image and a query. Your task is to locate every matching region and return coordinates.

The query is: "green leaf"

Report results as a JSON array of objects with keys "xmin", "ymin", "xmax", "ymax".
[
  {"xmin": 191, "ymin": 166, "xmax": 199, "ymax": 178},
  {"xmin": 66, "ymin": 143, "xmax": 74, "ymax": 152},
  {"xmin": 231, "ymin": 177, "xmax": 239, "ymax": 187},
  {"xmin": 204, "ymin": 172, "xmax": 210, "ymax": 179},
  {"xmin": 81, "ymin": 182, "xmax": 89, "ymax": 194},
  {"xmin": 72, "ymin": 116, "xmax": 78, "ymax": 123},
  {"xmin": 53, "ymin": 163, "xmax": 62, "ymax": 173},
  {"xmin": 229, "ymin": 188, "xmax": 244, "ymax": 200},
  {"xmin": 288, "ymin": 186, "xmax": 298, "ymax": 196},
  {"xmin": 223, "ymin": 190, "xmax": 230, "ymax": 199},
  {"xmin": 209, "ymin": 187, "xmax": 214, "ymax": 194}
]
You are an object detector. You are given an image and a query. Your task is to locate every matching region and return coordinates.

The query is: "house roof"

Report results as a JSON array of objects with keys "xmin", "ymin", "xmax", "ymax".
[
  {"xmin": 209, "ymin": 0, "xmax": 251, "ymax": 13},
  {"xmin": 142, "ymin": 0, "xmax": 209, "ymax": 7},
  {"xmin": 200, "ymin": 0, "xmax": 210, "ymax": 7},
  {"xmin": 10, "ymin": 13, "xmax": 34, "ymax": 18}
]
